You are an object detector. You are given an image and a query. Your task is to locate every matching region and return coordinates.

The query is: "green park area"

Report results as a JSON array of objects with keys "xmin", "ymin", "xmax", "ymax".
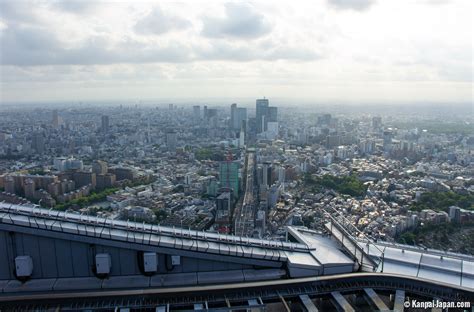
[
  {"xmin": 54, "ymin": 187, "xmax": 119, "ymax": 211},
  {"xmin": 409, "ymin": 191, "xmax": 474, "ymax": 212},
  {"xmin": 305, "ymin": 174, "xmax": 367, "ymax": 197}
]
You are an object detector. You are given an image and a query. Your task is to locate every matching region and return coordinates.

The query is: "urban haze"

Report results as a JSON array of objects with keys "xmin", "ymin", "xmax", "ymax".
[{"xmin": 0, "ymin": 0, "xmax": 473, "ymax": 311}]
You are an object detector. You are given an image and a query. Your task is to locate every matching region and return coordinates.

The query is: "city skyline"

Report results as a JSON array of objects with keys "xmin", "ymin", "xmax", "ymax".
[{"xmin": 0, "ymin": 0, "xmax": 472, "ymax": 104}]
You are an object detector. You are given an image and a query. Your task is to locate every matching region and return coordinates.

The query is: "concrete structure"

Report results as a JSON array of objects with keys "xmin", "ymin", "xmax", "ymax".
[
  {"xmin": 0, "ymin": 202, "xmax": 472, "ymax": 310},
  {"xmin": 0, "ymin": 203, "xmax": 354, "ymax": 285}
]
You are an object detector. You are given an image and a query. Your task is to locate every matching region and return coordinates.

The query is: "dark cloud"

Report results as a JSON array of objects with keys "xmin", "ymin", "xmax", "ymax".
[
  {"xmin": 201, "ymin": 3, "xmax": 272, "ymax": 39},
  {"xmin": 327, "ymin": 0, "xmax": 375, "ymax": 11},
  {"xmin": 134, "ymin": 6, "xmax": 191, "ymax": 35}
]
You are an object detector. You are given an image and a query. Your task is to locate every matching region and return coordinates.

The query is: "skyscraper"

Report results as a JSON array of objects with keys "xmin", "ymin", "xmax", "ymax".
[
  {"xmin": 32, "ymin": 132, "xmax": 45, "ymax": 154},
  {"xmin": 230, "ymin": 104, "xmax": 247, "ymax": 130},
  {"xmin": 267, "ymin": 106, "xmax": 278, "ymax": 123},
  {"xmin": 193, "ymin": 105, "xmax": 201, "ymax": 122},
  {"xmin": 230, "ymin": 103, "xmax": 237, "ymax": 129},
  {"xmin": 219, "ymin": 161, "xmax": 239, "ymax": 199},
  {"xmin": 52, "ymin": 110, "xmax": 61, "ymax": 128},
  {"xmin": 256, "ymin": 98, "xmax": 269, "ymax": 133},
  {"xmin": 239, "ymin": 120, "xmax": 246, "ymax": 148},
  {"xmin": 166, "ymin": 131, "xmax": 177, "ymax": 153},
  {"xmin": 236, "ymin": 107, "xmax": 247, "ymax": 130},
  {"xmin": 101, "ymin": 115, "xmax": 110, "ymax": 133}
]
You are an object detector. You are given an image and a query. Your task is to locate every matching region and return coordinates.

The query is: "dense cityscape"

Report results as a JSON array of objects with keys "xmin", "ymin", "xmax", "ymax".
[
  {"xmin": 1, "ymin": 100, "xmax": 472, "ymax": 254},
  {"xmin": 0, "ymin": 0, "xmax": 473, "ymax": 309}
]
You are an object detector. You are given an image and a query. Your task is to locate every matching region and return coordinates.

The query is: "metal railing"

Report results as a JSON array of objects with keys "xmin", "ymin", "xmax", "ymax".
[
  {"xmin": 0, "ymin": 201, "xmax": 311, "ymax": 253},
  {"xmin": 321, "ymin": 206, "xmax": 385, "ymax": 272}
]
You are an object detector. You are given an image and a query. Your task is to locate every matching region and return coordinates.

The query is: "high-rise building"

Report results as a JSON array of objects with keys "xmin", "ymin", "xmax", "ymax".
[
  {"xmin": 101, "ymin": 115, "xmax": 110, "ymax": 133},
  {"xmin": 92, "ymin": 160, "xmax": 108, "ymax": 175},
  {"xmin": 73, "ymin": 171, "xmax": 96, "ymax": 189},
  {"xmin": 219, "ymin": 161, "xmax": 239, "ymax": 199},
  {"xmin": 32, "ymin": 132, "xmax": 45, "ymax": 154},
  {"xmin": 267, "ymin": 106, "xmax": 278, "ymax": 123},
  {"xmin": 193, "ymin": 106, "xmax": 201, "ymax": 122},
  {"xmin": 24, "ymin": 178, "xmax": 35, "ymax": 200},
  {"xmin": 166, "ymin": 131, "xmax": 177, "ymax": 153},
  {"xmin": 236, "ymin": 107, "xmax": 247, "ymax": 129},
  {"xmin": 96, "ymin": 173, "xmax": 116, "ymax": 190},
  {"xmin": 215, "ymin": 192, "xmax": 232, "ymax": 229},
  {"xmin": 256, "ymin": 98, "xmax": 269, "ymax": 133},
  {"xmin": 383, "ymin": 129, "xmax": 393, "ymax": 151},
  {"xmin": 230, "ymin": 104, "xmax": 247, "ymax": 130},
  {"xmin": 261, "ymin": 162, "xmax": 272, "ymax": 187},
  {"xmin": 53, "ymin": 157, "xmax": 83, "ymax": 172},
  {"xmin": 230, "ymin": 103, "xmax": 237, "ymax": 129},
  {"xmin": 52, "ymin": 110, "xmax": 61, "ymax": 128},
  {"xmin": 239, "ymin": 120, "xmax": 246, "ymax": 148}
]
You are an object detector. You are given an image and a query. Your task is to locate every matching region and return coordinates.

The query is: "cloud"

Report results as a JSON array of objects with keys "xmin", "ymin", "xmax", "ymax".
[
  {"xmin": 134, "ymin": 6, "xmax": 191, "ymax": 35},
  {"xmin": 0, "ymin": 1, "xmax": 41, "ymax": 24},
  {"xmin": 0, "ymin": 22, "xmax": 319, "ymax": 66},
  {"xmin": 201, "ymin": 3, "xmax": 272, "ymax": 39},
  {"xmin": 51, "ymin": 0, "xmax": 97, "ymax": 14},
  {"xmin": 0, "ymin": 25, "xmax": 192, "ymax": 66},
  {"xmin": 327, "ymin": 0, "xmax": 375, "ymax": 11}
]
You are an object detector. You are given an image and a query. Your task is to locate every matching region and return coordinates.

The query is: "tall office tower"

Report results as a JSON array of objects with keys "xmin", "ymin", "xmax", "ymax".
[
  {"xmin": 239, "ymin": 120, "xmax": 246, "ymax": 148},
  {"xmin": 169, "ymin": 103, "xmax": 174, "ymax": 110},
  {"xmin": 101, "ymin": 115, "xmax": 110, "ymax": 133},
  {"xmin": 203, "ymin": 105, "xmax": 208, "ymax": 120},
  {"xmin": 256, "ymin": 98, "xmax": 269, "ymax": 133},
  {"xmin": 230, "ymin": 103, "xmax": 237, "ymax": 129},
  {"xmin": 32, "ymin": 132, "xmax": 45, "ymax": 154},
  {"xmin": 261, "ymin": 162, "xmax": 272, "ymax": 187},
  {"xmin": 236, "ymin": 107, "xmax": 247, "ymax": 130},
  {"xmin": 193, "ymin": 105, "xmax": 201, "ymax": 122},
  {"xmin": 166, "ymin": 131, "xmax": 177, "ymax": 153},
  {"xmin": 219, "ymin": 161, "xmax": 239, "ymax": 199},
  {"xmin": 92, "ymin": 160, "xmax": 108, "ymax": 175},
  {"xmin": 383, "ymin": 129, "xmax": 393, "ymax": 152},
  {"xmin": 267, "ymin": 106, "xmax": 278, "ymax": 123},
  {"xmin": 52, "ymin": 110, "xmax": 60, "ymax": 128}
]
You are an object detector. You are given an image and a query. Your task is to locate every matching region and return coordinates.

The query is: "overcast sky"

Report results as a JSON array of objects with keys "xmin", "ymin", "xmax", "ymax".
[{"xmin": 0, "ymin": 0, "xmax": 472, "ymax": 104}]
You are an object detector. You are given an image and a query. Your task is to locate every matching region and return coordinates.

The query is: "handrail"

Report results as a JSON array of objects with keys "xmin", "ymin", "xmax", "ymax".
[{"xmin": 0, "ymin": 202, "xmax": 310, "ymax": 253}]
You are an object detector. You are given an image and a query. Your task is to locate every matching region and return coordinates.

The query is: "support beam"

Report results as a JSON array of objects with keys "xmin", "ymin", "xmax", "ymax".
[
  {"xmin": 279, "ymin": 294, "xmax": 291, "ymax": 312},
  {"xmin": 364, "ymin": 288, "xmax": 389, "ymax": 311},
  {"xmin": 331, "ymin": 291, "xmax": 355, "ymax": 312},
  {"xmin": 299, "ymin": 294, "xmax": 318, "ymax": 312},
  {"xmin": 393, "ymin": 290, "xmax": 405, "ymax": 312}
]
